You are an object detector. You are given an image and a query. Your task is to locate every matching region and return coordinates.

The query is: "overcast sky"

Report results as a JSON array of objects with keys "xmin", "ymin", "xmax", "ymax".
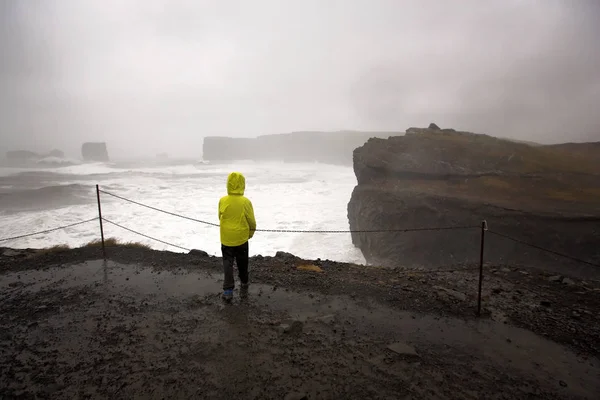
[{"xmin": 1, "ymin": 0, "xmax": 599, "ymax": 159}]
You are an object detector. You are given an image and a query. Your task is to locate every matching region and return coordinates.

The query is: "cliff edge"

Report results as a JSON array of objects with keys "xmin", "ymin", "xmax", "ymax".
[{"xmin": 347, "ymin": 125, "xmax": 600, "ymax": 272}]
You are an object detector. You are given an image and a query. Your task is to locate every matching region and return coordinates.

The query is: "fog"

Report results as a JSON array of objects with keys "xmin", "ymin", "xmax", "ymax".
[{"xmin": 1, "ymin": 0, "xmax": 599, "ymax": 159}]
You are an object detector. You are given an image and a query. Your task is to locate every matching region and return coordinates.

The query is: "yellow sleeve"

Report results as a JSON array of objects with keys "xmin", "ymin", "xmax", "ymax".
[{"xmin": 245, "ymin": 199, "xmax": 256, "ymax": 238}]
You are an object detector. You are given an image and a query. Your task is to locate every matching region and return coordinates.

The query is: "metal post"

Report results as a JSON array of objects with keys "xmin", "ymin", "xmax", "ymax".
[
  {"xmin": 96, "ymin": 184, "xmax": 106, "ymax": 260},
  {"xmin": 477, "ymin": 220, "xmax": 487, "ymax": 316}
]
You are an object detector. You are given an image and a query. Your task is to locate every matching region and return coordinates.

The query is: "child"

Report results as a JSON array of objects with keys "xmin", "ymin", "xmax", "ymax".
[{"xmin": 218, "ymin": 172, "xmax": 256, "ymax": 300}]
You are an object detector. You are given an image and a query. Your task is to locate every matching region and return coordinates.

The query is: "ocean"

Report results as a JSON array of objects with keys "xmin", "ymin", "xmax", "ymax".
[{"xmin": 0, "ymin": 161, "xmax": 366, "ymax": 264}]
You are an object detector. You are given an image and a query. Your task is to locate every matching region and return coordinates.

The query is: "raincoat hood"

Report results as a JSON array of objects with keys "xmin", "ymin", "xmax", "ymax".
[{"xmin": 227, "ymin": 172, "xmax": 245, "ymax": 195}]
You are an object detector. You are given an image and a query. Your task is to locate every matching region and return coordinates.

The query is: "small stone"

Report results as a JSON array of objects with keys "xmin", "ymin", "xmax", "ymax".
[
  {"xmin": 275, "ymin": 251, "xmax": 297, "ymax": 259},
  {"xmin": 316, "ymin": 314, "xmax": 335, "ymax": 324},
  {"xmin": 434, "ymin": 286, "xmax": 467, "ymax": 301},
  {"xmin": 548, "ymin": 275, "xmax": 562, "ymax": 283},
  {"xmin": 562, "ymin": 278, "xmax": 575, "ymax": 285},
  {"xmin": 572, "ymin": 311, "xmax": 581, "ymax": 319},
  {"xmin": 492, "ymin": 288, "xmax": 503, "ymax": 295},
  {"xmin": 279, "ymin": 320, "xmax": 303, "ymax": 334},
  {"xmin": 387, "ymin": 342, "xmax": 419, "ymax": 357},
  {"xmin": 3, "ymin": 249, "xmax": 22, "ymax": 257},
  {"xmin": 501, "ymin": 267, "xmax": 511, "ymax": 273},
  {"xmin": 559, "ymin": 380, "xmax": 567, "ymax": 387},
  {"xmin": 540, "ymin": 300, "xmax": 551, "ymax": 307},
  {"xmin": 188, "ymin": 249, "xmax": 209, "ymax": 257}
]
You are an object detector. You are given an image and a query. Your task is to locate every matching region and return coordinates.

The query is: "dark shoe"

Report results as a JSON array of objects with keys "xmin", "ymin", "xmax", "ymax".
[
  {"xmin": 222, "ymin": 289, "xmax": 233, "ymax": 301},
  {"xmin": 240, "ymin": 283, "xmax": 249, "ymax": 299}
]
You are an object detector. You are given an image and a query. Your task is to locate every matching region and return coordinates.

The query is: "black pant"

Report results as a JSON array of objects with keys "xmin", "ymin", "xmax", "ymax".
[{"xmin": 221, "ymin": 241, "xmax": 249, "ymax": 291}]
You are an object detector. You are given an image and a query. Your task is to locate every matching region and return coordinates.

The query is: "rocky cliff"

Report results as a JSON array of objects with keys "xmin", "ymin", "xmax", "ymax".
[
  {"xmin": 202, "ymin": 131, "xmax": 400, "ymax": 165},
  {"xmin": 4, "ymin": 149, "xmax": 66, "ymax": 166},
  {"xmin": 347, "ymin": 125, "xmax": 600, "ymax": 274},
  {"xmin": 81, "ymin": 142, "xmax": 109, "ymax": 162}
]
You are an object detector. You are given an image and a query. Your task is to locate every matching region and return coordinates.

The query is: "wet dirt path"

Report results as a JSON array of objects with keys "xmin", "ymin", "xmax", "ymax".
[{"xmin": 1, "ymin": 260, "xmax": 598, "ymax": 399}]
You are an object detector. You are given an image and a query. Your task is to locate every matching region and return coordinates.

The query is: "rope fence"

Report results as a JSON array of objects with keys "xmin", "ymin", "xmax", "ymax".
[
  {"xmin": 487, "ymin": 230, "xmax": 600, "ymax": 268},
  {"xmin": 2, "ymin": 184, "xmax": 598, "ymax": 317},
  {"xmin": 101, "ymin": 218, "xmax": 191, "ymax": 252},
  {"xmin": 0, "ymin": 217, "xmax": 98, "ymax": 243},
  {"xmin": 98, "ymin": 188, "xmax": 479, "ymax": 233}
]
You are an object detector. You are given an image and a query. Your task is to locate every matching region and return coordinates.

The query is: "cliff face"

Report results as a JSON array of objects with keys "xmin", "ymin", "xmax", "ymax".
[
  {"xmin": 5, "ymin": 149, "xmax": 66, "ymax": 166},
  {"xmin": 347, "ymin": 126, "xmax": 600, "ymax": 273},
  {"xmin": 81, "ymin": 142, "xmax": 109, "ymax": 162},
  {"xmin": 202, "ymin": 131, "xmax": 400, "ymax": 165}
]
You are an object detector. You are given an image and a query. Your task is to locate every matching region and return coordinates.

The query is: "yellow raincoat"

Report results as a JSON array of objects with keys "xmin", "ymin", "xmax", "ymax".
[{"xmin": 218, "ymin": 172, "xmax": 256, "ymax": 247}]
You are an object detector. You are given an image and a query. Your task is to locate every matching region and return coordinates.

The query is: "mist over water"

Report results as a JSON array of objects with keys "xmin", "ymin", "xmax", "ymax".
[
  {"xmin": 0, "ymin": 161, "xmax": 366, "ymax": 264},
  {"xmin": 1, "ymin": 0, "xmax": 600, "ymax": 161}
]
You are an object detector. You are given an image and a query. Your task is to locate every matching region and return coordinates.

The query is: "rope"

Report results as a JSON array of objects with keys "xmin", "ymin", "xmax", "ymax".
[
  {"xmin": 99, "ymin": 189, "xmax": 479, "ymax": 233},
  {"xmin": 488, "ymin": 230, "xmax": 600, "ymax": 268},
  {"xmin": 255, "ymin": 225, "xmax": 478, "ymax": 233},
  {"xmin": 0, "ymin": 217, "xmax": 98, "ymax": 243},
  {"xmin": 101, "ymin": 218, "xmax": 191, "ymax": 252},
  {"xmin": 99, "ymin": 189, "xmax": 219, "ymax": 227}
]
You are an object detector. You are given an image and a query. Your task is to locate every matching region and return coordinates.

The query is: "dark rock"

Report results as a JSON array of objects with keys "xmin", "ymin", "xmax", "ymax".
[
  {"xmin": 48, "ymin": 149, "xmax": 64, "ymax": 158},
  {"xmin": 559, "ymin": 380, "xmax": 568, "ymax": 387},
  {"xmin": 82, "ymin": 142, "xmax": 109, "ymax": 162},
  {"xmin": 428, "ymin": 123, "xmax": 441, "ymax": 130},
  {"xmin": 347, "ymin": 125, "xmax": 600, "ymax": 269},
  {"xmin": 315, "ymin": 314, "xmax": 335, "ymax": 324},
  {"xmin": 562, "ymin": 278, "xmax": 575, "ymax": 285},
  {"xmin": 6, "ymin": 150, "xmax": 40, "ymax": 161},
  {"xmin": 434, "ymin": 286, "xmax": 467, "ymax": 301},
  {"xmin": 548, "ymin": 275, "xmax": 562, "ymax": 283},
  {"xmin": 540, "ymin": 300, "xmax": 551, "ymax": 307},
  {"xmin": 4, "ymin": 149, "xmax": 68, "ymax": 167},
  {"xmin": 275, "ymin": 251, "xmax": 298, "ymax": 259},
  {"xmin": 2, "ymin": 249, "xmax": 26, "ymax": 257},
  {"xmin": 188, "ymin": 249, "xmax": 209, "ymax": 257},
  {"xmin": 279, "ymin": 320, "xmax": 303, "ymax": 334},
  {"xmin": 387, "ymin": 342, "xmax": 419, "ymax": 357}
]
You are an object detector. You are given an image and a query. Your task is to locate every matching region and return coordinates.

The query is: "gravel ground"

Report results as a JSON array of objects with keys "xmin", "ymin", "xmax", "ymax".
[{"xmin": 1, "ymin": 246, "xmax": 599, "ymax": 399}]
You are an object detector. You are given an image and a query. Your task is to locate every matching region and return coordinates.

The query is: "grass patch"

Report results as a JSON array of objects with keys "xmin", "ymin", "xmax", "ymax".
[
  {"xmin": 84, "ymin": 237, "xmax": 152, "ymax": 250},
  {"xmin": 37, "ymin": 244, "xmax": 71, "ymax": 254}
]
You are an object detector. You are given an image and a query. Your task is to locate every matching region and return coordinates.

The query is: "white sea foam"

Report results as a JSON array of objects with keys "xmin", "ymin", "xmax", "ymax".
[{"xmin": 0, "ymin": 162, "xmax": 366, "ymax": 264}]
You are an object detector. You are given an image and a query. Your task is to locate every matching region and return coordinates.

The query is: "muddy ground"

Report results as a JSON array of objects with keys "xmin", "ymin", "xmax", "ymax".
[{"xmin": 1, "ymin": 246, "xmax": 599, "ymax": 399}]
